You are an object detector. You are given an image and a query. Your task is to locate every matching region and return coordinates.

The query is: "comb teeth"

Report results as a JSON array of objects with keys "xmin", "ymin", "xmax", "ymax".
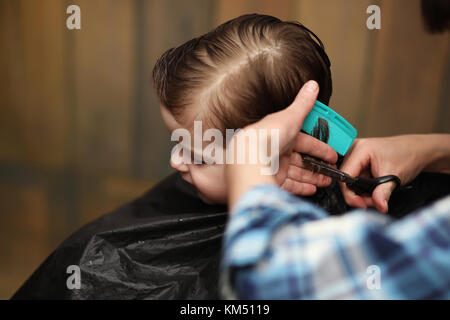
[{"xmin": 312, "ymin": 118, "xmax": 330, "ymax": 143}]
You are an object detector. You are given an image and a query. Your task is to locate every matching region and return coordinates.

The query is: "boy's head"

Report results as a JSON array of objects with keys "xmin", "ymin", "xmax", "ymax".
[{"xmin": 153, "ymin": 14, "xmax": 332, "ymax": 204}]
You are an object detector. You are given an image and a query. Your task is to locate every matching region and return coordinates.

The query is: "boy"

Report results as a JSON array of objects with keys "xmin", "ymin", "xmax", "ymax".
[{"xmin": 153, "ymin": 13, "xmax": 336, "ymax": 205}]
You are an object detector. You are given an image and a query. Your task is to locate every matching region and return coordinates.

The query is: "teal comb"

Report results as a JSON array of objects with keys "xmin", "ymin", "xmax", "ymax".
[{"xmin": 301, "ymin": 100, "xmax": 357, "ymax": 156}]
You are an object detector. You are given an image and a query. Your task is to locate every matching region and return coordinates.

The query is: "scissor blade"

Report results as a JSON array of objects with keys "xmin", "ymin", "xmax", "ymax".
[{"xmin": 301, "ymin": 154, "xmax": 356, "ymax": 183}]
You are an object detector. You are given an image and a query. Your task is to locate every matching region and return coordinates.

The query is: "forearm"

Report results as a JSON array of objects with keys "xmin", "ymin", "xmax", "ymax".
[
  {"xmin": 222, "ymin": 186, "xmax": 450, "ymax": 299},
  {"xmin": 226, "ymin": 163, "xmax": 276, "ymax": 210},
  {"xmin": 225, "ymin": 130, "xmax": 279, "ymax": 209},
  {"xmin": 419, "ymin": 134, "xmax": 450, "ymax": 174}
]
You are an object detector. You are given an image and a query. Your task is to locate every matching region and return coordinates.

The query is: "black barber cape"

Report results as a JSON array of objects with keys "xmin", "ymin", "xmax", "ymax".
[
  {"xmin": 12, "ymin": 173, "xmax": 227, "ymax": 299},
  {"xmin": 11, "ymin": 172, "xmax": 450, "ymax": 299}
]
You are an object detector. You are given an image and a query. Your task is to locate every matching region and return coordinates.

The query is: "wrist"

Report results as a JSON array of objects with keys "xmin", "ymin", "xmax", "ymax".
[
  {"xmin": 226, "ymin": 163, "xmax": 276, "ymax": 212},
  {"xmin": 225, "ymin": 135, "xmax": 277, "ymax": 210},
  {"xmin": 421, "ymin": 134, "xmax": 450, "ymax": 174}
]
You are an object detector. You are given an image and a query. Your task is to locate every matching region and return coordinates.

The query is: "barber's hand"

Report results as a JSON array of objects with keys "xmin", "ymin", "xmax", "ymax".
[
  {"xmin": 227, "ymin": 80, "xmax": 335, "ymax": 207},
  {"xmin": 275, "ymin": 132, "xmax": 337, "ymax": 196},
  {"xmin": 339, "ymin": 135, "xmax": 428, "ymax": 213},
  {"xmin": 242, "ymin": 81, "xmax": 337, "ymax": 196}
]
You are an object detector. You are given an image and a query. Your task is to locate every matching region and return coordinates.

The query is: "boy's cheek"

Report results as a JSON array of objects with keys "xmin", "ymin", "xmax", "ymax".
[
  {"xmin": 198, "ymin": 181, "xmax": 228, "ymax": 204},
  {"xmin": 197, "ymin": 191, "xmax": 218, "ymax": 204},
  {"xmin": 199, "ymin": 190, "xmax": 227, "ymax": 205},
  {"xmin": 180, "ymin": 172, "xmax": 193, "ymax": 184},
  {"xmin": 191, "ymin": 165, "xmax": 228, "ymax": 204}
]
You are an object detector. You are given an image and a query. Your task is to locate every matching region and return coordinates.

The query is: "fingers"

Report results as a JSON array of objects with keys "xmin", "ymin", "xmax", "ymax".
[
  {"xmin": 361, "ymin": 195, "xmax": 375, "ymax": 208},
  {"xmin": 338, "ymin": 140, "xmax": 371, "ymax": 209},
  {"xmin": 372, "ymin": 182, "xmax": 397, "ymax": 213},
  {"xmin": 287, "ymin": 164, "xmax": 332, "ymax": 188},
  {"xmin": 338, "ymin": 181, "xmax": 368, "ymax": 209},
  {"xmin": 281, "ymin": 178, "xmax": 317, "ymax": 196},
  {"xmin": 293, "ymin": 132, "xmax": 338, "ymax": 164},
  {"xmin": 257, "ymin": 81, "xmax": 319, "ymax": 156},
  {"xmin": 339, "ymin": 142, "xmax": 369, "ymax": 177},
  {"xmin": 285, "ymin": 81, "xmax": 319, "ymax": 135},
  {"xmin": 276, "ymin": 153, "xmax": 320, "ymax": 196},
  {"xmin": 289, "ymin": 152, "xmax": 332, "ymax": 186}
]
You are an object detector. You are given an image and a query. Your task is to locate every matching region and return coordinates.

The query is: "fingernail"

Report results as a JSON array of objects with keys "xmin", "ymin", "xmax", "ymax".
[{"xmin": 305, "ymin": 80, "xmax": 318, "ymax": 92}]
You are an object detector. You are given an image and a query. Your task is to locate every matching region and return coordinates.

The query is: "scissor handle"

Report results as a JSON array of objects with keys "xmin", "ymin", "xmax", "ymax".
[{"xmin": 346, "ymin": 175, "xmax": 401, "ymax": 196}]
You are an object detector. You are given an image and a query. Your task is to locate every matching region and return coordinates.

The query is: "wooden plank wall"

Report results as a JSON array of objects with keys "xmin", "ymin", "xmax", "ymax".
[
  {"xmin": 0, "ymin": 0, "xmax": 448, "ymax": 299},
  {"xmin": 364, "ymin": 0, "xmax": 450, "ymax": 137}
]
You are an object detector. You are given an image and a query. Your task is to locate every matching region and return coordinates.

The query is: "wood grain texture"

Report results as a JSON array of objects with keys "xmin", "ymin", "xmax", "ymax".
[
  {"xmin": 71, "ymin": 0, "xmax": 135, "ymax": 175},
  {"xmin": 214, "ymin": 0, "xmax": 294, "ymax": 24},
  {"xmin": 363, "ymin": 0, "xmax": 450, "ymax": 137},
  {"xmin": 0, "ymin": 0, "xmax": 66, "ymax": 169},
  {"xmin": 294, "ymin": 0, "xmax": 376, "ymax": 135}
]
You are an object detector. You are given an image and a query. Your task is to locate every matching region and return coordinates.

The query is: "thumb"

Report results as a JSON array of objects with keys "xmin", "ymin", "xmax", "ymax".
[
  {"xmin": 285, "ymin": 80, "xmax": 319, "ymax": 133},
  {"xmin": 339, "ymin": 142, "xmax": 370, "ymax": 209},
  {"xmin": 372, "ymin": 182, "xmax": 396, "ymax": 213}
]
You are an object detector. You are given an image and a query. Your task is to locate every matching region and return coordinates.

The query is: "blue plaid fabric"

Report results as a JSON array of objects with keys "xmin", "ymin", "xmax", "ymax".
[{"xmin": 220, "ymin": 185, "xmax": 450, "ymax": 299}]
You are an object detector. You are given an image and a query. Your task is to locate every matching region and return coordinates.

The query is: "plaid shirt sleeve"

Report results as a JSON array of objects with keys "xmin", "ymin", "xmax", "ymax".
[{"xmin": 220, "ymin": 184, "xmax": 450, "ymax": 299}]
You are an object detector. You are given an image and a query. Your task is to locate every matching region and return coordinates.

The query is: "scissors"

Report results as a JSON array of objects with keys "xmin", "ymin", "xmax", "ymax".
[{"xmin": 301, "ymin": 154, "xmax": 401, "ymax": 196}]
